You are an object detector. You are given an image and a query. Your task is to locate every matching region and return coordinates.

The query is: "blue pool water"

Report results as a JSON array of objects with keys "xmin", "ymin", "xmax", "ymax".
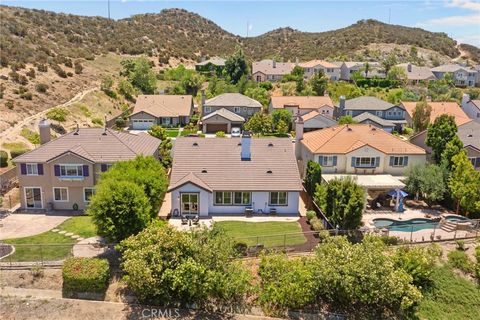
[{"xmin": 373, "ymin": 215, "xmax": 470, "ymax": 232}]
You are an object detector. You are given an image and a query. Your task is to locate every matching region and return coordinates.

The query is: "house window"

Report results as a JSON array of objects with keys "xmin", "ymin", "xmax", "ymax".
[
  {"xmin": 60, "ymin": 165, "xmax": 83, "ymax": 177},
  {"xmin": 243, "ymin": 107, "xmax": 247, "ymax": 112},
  {"xmin": 84, "ymin": 188, "xmax": 95, "ymax": 202},
  {"xmin": 477, "ymin": 113, "xmax": 480, "ymax": 118},
  {"xmin": 319, "ymin": 156, "xmax": 336, "ymax": 167},
  {"xmin": 25, "ymin": 187, "xmax": 42, "ymax": 208},
  {"xmin": 327, "ymin": 68, "xmax": 333, "ymax": 73},
  {"xmin": 256, "ymin": 75, "xmax": 262, "ymax": 82},
  {"xmin": 162, "ymin": 117, "xmax": 171, "ymax": 125},
  {"xmin": 233, "ymin": 192, "xmax": 251, "ymax": 205},
  {"xmin": 214, "ymin": 191, "xmax": 232, "ymax": 205},
  {"xmin": 376, "ymin": 111, "xmax": 383, "ymax": 117},
  {"xmin": 205, "ymin": 106, "xmax": 211, "ymax": 113},
  {"xmin": 269, "ymin": 192, "xmax": 287, "ymax": 206},
  {"xmin": 53, "ymin": 187, "xmax": 68, "ymax": 202},
  {"xmin": 26, "ymin": 163, "xmax": 38, "ymax": 175},
  {"xmin": 468, "ymin": 157, "xmax": 476, "ymax": 166},
  {"xmin": 355, "ymin": 157, "xmax": 376, "ymax": 168},
  {"xmin": 233, "ymin": 107, "xmax": 241, "ymax": 113},
  {"xmin": 391, "ymin": 156, "xmax": 408, "ymax": 167}
]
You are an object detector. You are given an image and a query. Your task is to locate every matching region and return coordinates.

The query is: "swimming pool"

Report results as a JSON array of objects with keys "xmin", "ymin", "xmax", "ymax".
[{"xmin": 372, "ymin": 215, "xmax": 470, "ymax": 232}]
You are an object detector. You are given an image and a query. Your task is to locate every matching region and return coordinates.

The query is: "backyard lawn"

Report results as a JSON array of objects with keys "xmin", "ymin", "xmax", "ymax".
[
  {"xmin": 165, "ymin": 129, "xmax": 180, "ymax": 138},
  {"xmin": 2, "ymin": 216, "xmax": 97, "ymax": 262},
  {"xmin": 216, "ymin": 221, "xmax": 307, "ymax": 247}
]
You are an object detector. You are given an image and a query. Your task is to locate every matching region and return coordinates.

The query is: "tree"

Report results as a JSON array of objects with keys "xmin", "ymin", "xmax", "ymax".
[
  {"xmin": 101, "ymin": 76, "xmax": 116, "ymax": 97},
  {"xmin": 118, "ymin": 79, "xmax": 136, "ymax": 100},
  {"xmin": 282, "ymin": 66, "xmax": 304, "ymax": 82},
  {"xmin": 88, "ymin": 179, "xmax": 152, "ymax": 241},
  {"xmin": 244, "ymin": 87, "xmax": 269, "ymax": 107},
  {"xmin": 121, "ymin": 57, "xmax": 157, "ymax": 94},
  {"xmin": 295, "ymin": 78, "xmax": 305, "ymax": 94},
  {"xmin": 426, "ymin": 114, "xmax": 458, "ymax": 163},
  {"xmin": 309, "ymin": 70, "xmax": 328, "ymax": 96},
  {"xmin": 382, "ymin": 52, "xmax": 397, "ymax": 74},
  {"xmin": 148, "ymin": 125, "xmax": 173, "ymax": 167},
  {"xmin": 405, "ymin": 164, "xmax": 446, "ymax": 206},
  {"xmin": 101, "ymin": 156, "xmax": 168, "ymax": 215},
  {"xmin": 224, "ymin": 46, "xmax": 249, "ymax": 84},
  {"xmin": 448, "ymin": 152, "xmax": 480, "ymax": 215},
  {"xmin": 364, "ymin": 62, "xmax": 370, "ymax": 78},
  {"xmin": 276, "ymin": 119, "xmax": 288, "ymax": 134},
  {"xmin": 118, "ymin": 223, "xmax": 252, "ymax": 307},
  {"xmin": 338, "ymin": 115, "xmax": 357, "ymax": 125},
  {"xmin": 412, "ymin": 100, "xmax": 431, "ymax": 132},
  {"xmin": 305, "ymin": 161, "xmax": 322, "ymax": 196},
  {"xmin": 314, "ymin": 177, "xmax": 364, "ymax": 229},
  {"xmin": 244, "ymin": 112, "xmax": 272, "ymax": 135},
  {"xmin": 387, "ymin": 66, "xmax": 408, "ymax": 86},
  {"xmin": 271, "ymin": 109, "xmax": 292, "ymax": 132},
  {"xmin": 440, "ymin": 135, "xmax": 464, "ymax": 171},
  {"xmin": 181, "ymin": 72, "xmax": 204, "ymax": 96}
]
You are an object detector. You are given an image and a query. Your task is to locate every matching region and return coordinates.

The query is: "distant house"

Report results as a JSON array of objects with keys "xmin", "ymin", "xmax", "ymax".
[
  {"xmin": 195, "ymin": 57, "xmax": 226, "ymax": 74},
  {"xmin": 458, "ymin": 121, "xmax": 480, "ymax": 171},
  {"xmin": 129, "ymin": 95, "xmax": 193, "ymax": 130},
  {"xmin": 296, "ymin": 124, "xmax": 426, "ymax": 176},
  {"xmin": 337, "ymin": 61, "xmax": 385, "ymax": 81},
  {"xmin": 461, "ymin": 93, "xmax": 480, "ymax": 122},
  {"xmin": 269, "ymin": 96, "xmax": 335, "ymax": 118},
  {"xmin": 168, "ymin": 133, "xmax": 302, "ymax": 216},
  {"xmin": 338, "ymin": 96, "xmax": 407, "ymax": 131},
  {"xmin": 396, "ymin": 63, "xmax": 436, "ymax": 84},
  {"xmin": 297, "ymin": 110, "xmax": 338, "ymax": 132},
  {"xmin": 252, "ymin": 60, "xmax": 294, "ymax": 82},
  {"xmin": 353, "ymin": 112, "xmax": 396, "ymax": 132},
  {"xmin": 13, "ymin": 121, "xmax": 160, "ymax": 211},
  {"xmin": 431, "ymin": 64, "xmax": 478, "ymax": 87},
  {"xmin": 201, "ymin": 93, "xmax": 262, "ymax": 133},
  {"xmin": 299, "ymin": 60, "xmax": 341, "ymax": 81}
]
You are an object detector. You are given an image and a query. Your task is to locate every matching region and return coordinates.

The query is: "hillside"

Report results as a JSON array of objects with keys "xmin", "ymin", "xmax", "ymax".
[{"xmin": 1, "ymin": 5, "xmax": 476, "ymax": 67}]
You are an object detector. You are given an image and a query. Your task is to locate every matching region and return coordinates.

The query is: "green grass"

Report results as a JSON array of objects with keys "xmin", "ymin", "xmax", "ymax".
[
  {"xmin": 3, "ymin": 231, "xmax": 76, "ymax": 262},
  {"xmin": 165, "ymin": 129, "xmax": 180, "ymax": 138},
  {"xmin": 216, "ymin": 221, "xmax": 307, "ymax": 247},
  {"xmin": 2, "ymin": 141, "xmax": 29, "ymax": 151},
  {"xmin": 414, "ymin": 266, "xmax": 480, "ymax": 320},
  {"xmin": 56, "ymin": 216, "xmax": 97, "ymax": 238},
  {"xmin": 20, "ymin": 128, "xmax": 40, "ymax": 145}
]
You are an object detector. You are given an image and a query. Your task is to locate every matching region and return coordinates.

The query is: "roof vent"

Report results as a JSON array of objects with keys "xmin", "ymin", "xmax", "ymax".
[
  {"xmin": 73, "ymin": 122, "xmax": 79, "ymax": 135},
  {"xmin": 237, "ymin": 142, "xmax": 242, "ymax": 146},
  {"xmin": 467, "ymin": 134, "xmax": 473, "ymax": 137},
  {"xmin": 201, "ymin": 169, "xmax": 207, "ymax": 173},
  {"xmin": 266, "ymin": 170, "xmax": 273, "ymax": 174},
  {"xmin": 371, "ymin": 127, "xmax": 377, "ymax": 131},
  {"xmin": 193, "ymin": 142, "xmax": 199, "ymax": 147},
  {"xmin": 268, "ymin": 142, "xmax": 274, "ymax": 147}
]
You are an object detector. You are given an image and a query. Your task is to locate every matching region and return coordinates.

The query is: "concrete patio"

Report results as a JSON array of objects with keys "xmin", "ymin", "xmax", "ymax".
[{"xmin": 0, "ymin": 212, "xmax": 73, "ymax": 240}]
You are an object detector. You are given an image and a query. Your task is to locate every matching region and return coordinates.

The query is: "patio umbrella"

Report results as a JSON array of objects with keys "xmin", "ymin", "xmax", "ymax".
[{"xmin": 386, "ymin": 189, "xmax": 408, "ymax": 198}]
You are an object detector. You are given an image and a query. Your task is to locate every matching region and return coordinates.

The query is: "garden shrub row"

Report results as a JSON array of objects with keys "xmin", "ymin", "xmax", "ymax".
[{"xmin": 62, "ymin": 257, "xmax": 110, "ymax": 293}]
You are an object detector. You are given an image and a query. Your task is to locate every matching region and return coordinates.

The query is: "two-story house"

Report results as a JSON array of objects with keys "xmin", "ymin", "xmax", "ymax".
[
  {"xmin": 13, "ymin": 120, "xmax": 161, "ymax": 211},
  {"xmin": 338, "ymin": 96, "xmax": 407, "ymax": 132},
  {"xmin": 296, "ymin": 124, "xmax": 426, "ymax": 176},
  {"xmin": 201, "ymin": 93, "xmax": 262, "ymax": 133},
  {"xmin": 299, "ymin": 60, "xmax": 341, "ymax": 81},
  {"xmin": 461, "ymin": 93, "xmax": 480, "ymax": 122},
  {"xmin": 458, "ymin": 121, "xmax": 480, "ymax": 171},
  {"xmin": 168, "ymin": 132, "xmax": 302, "ymax": 216},
  {"xmin": 129, "ymin": 95, "xmax": 194, "ymax": 130},
  {"xmin": 252, "ymin": 60, "xmax": 294, "ymax": 82},
  {"xmin": 269, "ymin": 95, "xmax": 335, "ymax": 118},
  {"xmin": 431, "ymin": 64, "xmax": 478, "ymax": 87},
  {"xmin": 337, "ymin": 61, "xmax": 385, "ymax": 81}
]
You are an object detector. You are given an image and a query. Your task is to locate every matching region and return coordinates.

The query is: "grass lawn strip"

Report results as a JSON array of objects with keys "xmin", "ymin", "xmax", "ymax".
[
  {"xmin": 56, "ymin": 216, "xmax": 97, "ymax": 238},
  {"xmin": 216, "ymin": 221, "xmax": 306, "ymax": 247}
]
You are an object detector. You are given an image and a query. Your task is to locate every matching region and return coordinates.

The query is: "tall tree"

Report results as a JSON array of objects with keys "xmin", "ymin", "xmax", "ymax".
[
  {"xmin": 148, "ymin": 125, "xmax": 173, "ymax": 168},
  {"xmin": 338, "ymin": 115, "xmax": 357, "ymax": 125},
  {"xmin": 305, "ymin": 161, "xmax": 322, "ymax": 196},
  {"xmin": 426, "ymin": 114, "xmax": 458, "ymax": 163},
  {"xmin": 387, "ymin": 66, "xmax": 408, "ymax": 86},
  {"xmin": 314, "ymin": 177, "xmax": 364, "ymax": 229},
  {"xmin": 412, "ymin": 100, "xmax": 431, "ymax": 132},
  {"xmin": 309, "ymin": 70, "xmax": 328, "ymax": 96},
  {"xmin": 224, "ymin": 47, "xmax": 249, "ymax": 84},
  {"xmin": 440, "ymin": 135, "xmax": 464, "ymax": 171},
  {"xmin": 245, "ymin": 87, "xmax": 269, "ymax": 106},
  {"xmin": 448, "ymin": 152, "xmax": 480, "ymax": 215},
  {"xmin": 271, "ymin": 109, "xmax": 292, "ymax": 132},
  {"xmin": 121, "ymin": 57, "xmax": 157, "ymax": 94},
  {"xmin": 405, "ymin": 164, "xmax": 446, "ymax": 207},
  {"xmin": 382, "ymin": 52, "xmax": 397, "ymax": 74},
  {"xmin": 244, "ymin": 112, "xmax": 272, "ymax": 136}
]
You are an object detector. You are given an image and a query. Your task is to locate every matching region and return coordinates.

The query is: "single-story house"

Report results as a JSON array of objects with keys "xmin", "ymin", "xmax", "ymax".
[
  {"xmin": 252, "ymin": 60, "xmax": 294, "ymax": 82},
  {"xmin": 353, "ymin": 112, "xmax": 396, "ymax": 132},
  {"xmin": 129, "ymin": 95, "xmax": 193, "ymax": 130},
  {"xmin": 195, "ymin": 57, "xmax": 226, "ymax": 74},
  {"xmin": 202, "ymin": 93, "xmax": 262, "ymax": 133},
  {"xmin": 269, "ymin": 96, "xmax": 335, "ymax": 118},
  {"xmin": 396, "ymin": 63, "xmax": 436, "ymax": 84},
  {"xmin": 168, "ymin": 132, "xmax": 302, "ymax": 216},
  {"xmin": 401, "ymin": 101, "xmax": 471, "ymax": 129},
  {"xmin": 295, "ymin": 123, "xmax": 426, "ymax": 176}
]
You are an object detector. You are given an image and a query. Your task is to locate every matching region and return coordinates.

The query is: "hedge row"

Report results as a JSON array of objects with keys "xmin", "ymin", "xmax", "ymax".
[{"xmin": 62, "ymin": 257, "xmax": 110, "ymax": 293}]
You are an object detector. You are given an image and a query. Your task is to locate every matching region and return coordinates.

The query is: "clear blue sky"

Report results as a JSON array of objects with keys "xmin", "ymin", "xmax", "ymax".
[{"xmin": 3, "ymin": 0, "xmax": 480, "ymax": 46}]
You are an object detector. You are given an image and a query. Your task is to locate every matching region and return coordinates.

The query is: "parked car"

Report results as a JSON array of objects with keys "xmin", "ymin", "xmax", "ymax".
[{"xmin": 231, "ymin": 127, "xmax": 241, "ymax": 137}]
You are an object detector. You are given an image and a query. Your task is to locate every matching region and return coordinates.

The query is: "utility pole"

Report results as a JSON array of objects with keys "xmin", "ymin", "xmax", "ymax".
[
  {"xmin": 246, "ymin": 21, "xmax": 249, "ymax": 37},
  {"xmin": 388, "ymin": 8, "xmax": 391, "ymax": 24},
  {"xmin": 108, "ymin": 0, "xmax": 111, "ymax": 20}
]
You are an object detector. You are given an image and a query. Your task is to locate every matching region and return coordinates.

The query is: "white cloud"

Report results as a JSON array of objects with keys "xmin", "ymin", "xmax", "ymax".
[
  {"xmin": 420, "ymin": 0, "xmax": 480, "ymax": 26},
  {"xmin": 456, "ymin": 33, "xmax": 480, "ymax": 46},
  {"xmin": 446, "ymin": 0, "xmax": 480, "ymax": 12}
]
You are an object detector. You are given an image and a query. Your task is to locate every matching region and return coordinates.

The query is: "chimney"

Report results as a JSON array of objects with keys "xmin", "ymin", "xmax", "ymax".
[
  {"xmin": 461, "ymin": 93, "xmax": 470, "ymax": 109},
  {"xmin": 295, "ymin": 57, "xmax": 299, "ymax": 65},
  {"xmin": 272, "ymin": 60, "xmax": 276, "ymax": 68},
  {"xmin": 102, "ymin": 114, "xmax": 107, "ymax": 135},
  {"xmin": 73, "ymin": 122, "xmax": 79, "ymax": 135},
  {"xmin": 339, "ymin": 96, "xmax": 346, "ymax": 116},
  {"xmin": 201, "ymin": 90, "xmax": 206, "ymax": 110},
  {"xmin": 38, "ymin": 119, "xmax": 51, "ymax": 145},
  {"xmin": 295, "ymin": 115, "xmax": 304, "ymax": 160},
  {"xmin": 407, "ymin": 64, "xmax": 412, "ymax": 72},
  {"xmin": 241, "ymin": 131, "xmax": 252, "ymax": 161}
]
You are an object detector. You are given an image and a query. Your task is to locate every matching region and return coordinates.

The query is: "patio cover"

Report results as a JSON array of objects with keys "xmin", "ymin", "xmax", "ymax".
[{"xmin": 322, "ymin": 174, "xmax": 406, "ymax": 189}]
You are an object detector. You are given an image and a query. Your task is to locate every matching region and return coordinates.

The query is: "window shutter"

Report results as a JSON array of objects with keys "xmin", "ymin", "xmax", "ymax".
[
  {"xmin": 54, "ymin": 165, "xmax": 60, "ymax": 176},
  {"xmin": 389, "ymin": 156, "xmax": 394, "ymax": 166},
  {"xmin": 83, "ymin": 165, "xmax": 89, "ymax": 177},
  {"xmin": 20, "ymin": 163, "xmax": 27, "ymax": 175},
  {"xmin": 375, "ymin": 157, "xmax": 380, "ymax": 167},
  {"xmin": 351, "ymin": 157, "xmax": 356, "ymax": 167},
  {"xmin": 475, "ymin": 157, "xmax": 480, "ymax": 168},
  {"xmin": 333, "ymin": 156, "xmax": 337, "ymax": 166},
  {"xmin": 101, "ymin": 164, "xmax": 108, "ymax": 172},
  {"xmin": 404, "ymin": 156, "xmax": 409, "ymax": 166},
  {"xmin": 37, "ymin": 164, "xmax": 44, "ymax": 175},
  {"xmin": 318, "ymin": 156, "xmax": 323, "ymax": 166}
]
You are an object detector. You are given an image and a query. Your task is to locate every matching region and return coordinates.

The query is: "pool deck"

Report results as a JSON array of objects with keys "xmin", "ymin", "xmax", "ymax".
[{"xmin": 363, "ymin": 209, "xmax": 473, "ymax": 242}]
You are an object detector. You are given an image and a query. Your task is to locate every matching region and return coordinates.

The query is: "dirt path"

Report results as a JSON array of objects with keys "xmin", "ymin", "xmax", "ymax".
[{"xmin": 0, "ymin": 87, "xmax": 98, "ymax": 143}]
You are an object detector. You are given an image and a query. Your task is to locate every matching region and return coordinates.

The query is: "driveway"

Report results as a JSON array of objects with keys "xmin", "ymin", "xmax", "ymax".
[{"xmin": 0, "ymin": 213, "xmax": 72, "ymax": 240}]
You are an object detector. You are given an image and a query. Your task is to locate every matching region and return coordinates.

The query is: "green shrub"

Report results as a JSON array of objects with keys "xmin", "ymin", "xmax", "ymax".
[
  {"xmin": 35, "ymin": 83, "xmax": 48, "ymax": 93},
  {"xmin": 114, "ymin": 117, "xmax": 126, "ymax": 128},
  {"xmin": 10, "ymin": 149, "xmax": 29, "ymax": 159},
  {"xmin": 447, "ymin": 250, "xmax": 474, "ymax": 273},
  {"xmin": 233, "ymin": 241, "xmax": 248, "ymax": 256},
  {"xmin": 455, "ymin": 240, "xmax": 466, "ymax": 251},
  {"xmin": 46, "ymin": 108, "xmax": 69, "ymax": 122},
  {"xmin": 37, "ymin": 64, "xmax": 48, "ymax": 72},
  {"xmin": 394, "ymin": 246, "xmax": 436, "ymax": 287},
  {"xmin": 306, "ymin": 210, "xmax": 316, "ymax": 221},
  {"xmin": 215, "ymin": 131, "xmax": 226, "ymax": 137},
  {"xmin": 62, "ymin": 257, "xmax": 109, "ymax": 293},
  {"xmin": 381, "ymin": 236, "xmax": 400, "ymax": 245},
  {"xmin": 403, "ymin": 127, "xmax": 414, "ymax": 135},
  {"xmin": 310, "ymin": 217, "xmax": 324, "ymax": 232},
  {"xmin": 6, "ymin": 100, "xmax": 14, "ymax": 110},
  {"xmin": 0, "ymin": 150, "xmax": 8, "ymax": 167},
  {"xmin": 91, "ymin": 117, "xmax": 103, "ymax": 126},
  {"xmin": 318, "ymin": 230, "xmax": 330, "ymax": 242},
  {"xmin": 20, "ymin": 91, "xmax": 32, "ymax": 100}
]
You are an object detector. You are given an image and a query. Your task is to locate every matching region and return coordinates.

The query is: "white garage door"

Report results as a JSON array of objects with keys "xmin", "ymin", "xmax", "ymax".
[{"xmin": 132, "ymin": 119, "xmax": 155, "ymax": 130}]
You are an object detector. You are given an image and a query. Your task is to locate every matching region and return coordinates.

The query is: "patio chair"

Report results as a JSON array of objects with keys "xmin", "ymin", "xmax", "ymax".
[
  {"xmin": 180, "ymin": 215, "xmax": 188, "ymax": 225},
  {"xmin": 245, "ymin": 207, "xmax": 254, "ymax": 217},
  {"xmin": 269, "ymin": 208, "xmax": 277, "ymax": 216},
  {"xmin": 192, "ymin": 215, "xmax": 200, "ymax": 224}
]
